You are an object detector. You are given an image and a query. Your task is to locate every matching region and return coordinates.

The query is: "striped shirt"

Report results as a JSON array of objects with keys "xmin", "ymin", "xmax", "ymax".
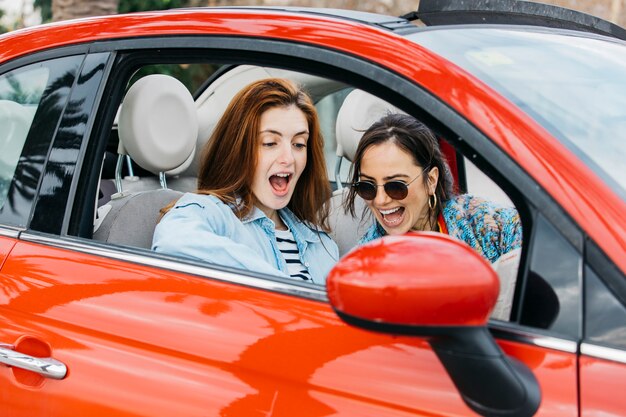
[{"xmin": 275, "ymin": 228, "xmax": 312, "ymax": 281}]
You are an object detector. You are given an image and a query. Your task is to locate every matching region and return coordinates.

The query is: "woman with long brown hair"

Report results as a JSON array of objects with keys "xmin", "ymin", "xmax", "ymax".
[{"xmin": 153, "ymin": 78, "xmax": 338, "ymax": 284}]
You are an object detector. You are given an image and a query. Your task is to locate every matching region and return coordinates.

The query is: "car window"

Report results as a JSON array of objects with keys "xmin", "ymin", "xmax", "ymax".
[
  {"xmin": 0, "ymin": 55, "xmax": 84, "ymax": 228},
  {"xmin": 517, "ymin": 214, "xmax": 582, "ymax": 338},
  {"xmin": 316, "ymin": 87, "xmax": 352, "ymax": 187},
  {"xmin": 464, "ymin": 158, "xmax": 513, "ymax": 207},
  {"xmin": 410, "ymin": 27, "xmax": 626, "ymax": 201},
  {"xmin": 0, "ymin": 65, "xmax": 49, "ymax": 210},
  {"xmin": 86, "ymin": 59, "xmax": 529, "ymax": 313},
  {"xmin": 128, "ymin": 63, "xmax": 219, "ymax": 95},
  {"xmin": 585, "ymin": 264, "xmax": 626, "ymax": 350}
]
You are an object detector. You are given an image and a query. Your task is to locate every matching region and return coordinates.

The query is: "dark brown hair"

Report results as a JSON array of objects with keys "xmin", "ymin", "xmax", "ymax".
[
  {"xmin": 191, "ymin": 78, "xmax": 331, "ymax": 230},
  {"xmin": 344, "ymin": 113, "xmax": 454, "ymax": 229}
]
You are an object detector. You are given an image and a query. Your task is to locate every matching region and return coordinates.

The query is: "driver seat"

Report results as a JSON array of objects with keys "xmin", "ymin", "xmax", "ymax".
[{"xmin": 94, "ymin": 74, "xmax": 198, "ymax": 249}]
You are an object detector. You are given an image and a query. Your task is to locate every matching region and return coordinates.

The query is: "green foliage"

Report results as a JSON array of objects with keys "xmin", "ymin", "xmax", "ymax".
[
  {"xmin": 0, "ymin": 8, "xmax": 9, "ymax": 33},
  {"xmin": 34, "ymin": 0, "xmax": 52, "ymax": 23},
  {"xmin": 119, "ymin": 0, "xmax": 191, "ymax": 14},
  {"xmin": 129, "ymin": 63, "xmax": 221, "ymax": 95},
  {"xmin": 32, "ymin": 0, "xmax": 191, "ymax": 23}
]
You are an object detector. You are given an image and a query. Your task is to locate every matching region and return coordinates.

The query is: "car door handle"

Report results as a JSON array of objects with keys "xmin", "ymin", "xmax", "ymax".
[{"xmin": 0, "ymin": 343, "xmax": 67, "ymax": 380}]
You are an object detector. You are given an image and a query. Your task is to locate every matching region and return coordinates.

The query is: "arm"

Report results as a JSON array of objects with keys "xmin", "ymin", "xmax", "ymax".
[{"xmin": 152, "ymin": 197, "xmax": 286, "ymax": 278}]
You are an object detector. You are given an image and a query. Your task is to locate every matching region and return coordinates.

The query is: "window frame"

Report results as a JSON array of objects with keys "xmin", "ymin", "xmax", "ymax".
[{"xmin": 0, "ymin": 52, "xmax": 88, "ymax": 229}]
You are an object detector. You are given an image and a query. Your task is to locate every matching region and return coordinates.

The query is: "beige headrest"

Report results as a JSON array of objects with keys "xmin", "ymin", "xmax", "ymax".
[
  {"xmin": 335, "ymin": 89, "xmax": 403, "ymax": 162},
  {"xmin": 118, "ymin": 74, "xmax": 197, "ymax": 175}
]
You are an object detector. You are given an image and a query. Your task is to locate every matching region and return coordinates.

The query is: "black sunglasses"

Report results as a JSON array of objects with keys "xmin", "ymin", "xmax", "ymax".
[{"xmin": 353, "ymin": 167, "xmax": 430, "ymax": 201}]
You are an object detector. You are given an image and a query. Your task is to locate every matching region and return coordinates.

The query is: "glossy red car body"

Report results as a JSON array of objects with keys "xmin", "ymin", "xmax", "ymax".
[{"xmin": 1, "ymin": 3, "xmax": 625, "ymax": 417}]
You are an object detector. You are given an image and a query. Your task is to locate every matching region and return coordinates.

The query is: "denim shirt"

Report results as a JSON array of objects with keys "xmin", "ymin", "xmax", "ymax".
[{"xmin": 152, "ymin": 193, "xmax": 339, "ymax": 285}]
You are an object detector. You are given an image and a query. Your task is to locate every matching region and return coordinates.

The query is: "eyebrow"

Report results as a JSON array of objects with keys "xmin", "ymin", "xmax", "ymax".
[
  {"xmin": 260, "ymin": 129, "xmax": 309, "ymax": 137},
  {"xmin": 359, "ymin": 172, "xmax": 411, "ymax": 181}
]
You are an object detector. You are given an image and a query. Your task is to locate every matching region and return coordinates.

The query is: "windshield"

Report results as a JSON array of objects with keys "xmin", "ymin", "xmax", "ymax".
[{"xmin": 409, "ymin": 27, "xmax": 626, "ymax": 199}]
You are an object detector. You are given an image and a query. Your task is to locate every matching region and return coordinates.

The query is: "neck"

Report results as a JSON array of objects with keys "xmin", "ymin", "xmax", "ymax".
[
  {"xmin": 258, "ymin": 206, "xmax": 287, "ymax": 230},
  {"xmin": 411, "ymin": 212, "xmax": 438, "ymax": 232}
]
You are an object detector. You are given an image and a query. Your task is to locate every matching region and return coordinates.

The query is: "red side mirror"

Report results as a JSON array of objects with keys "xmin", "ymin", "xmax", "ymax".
[{"xmin": 327, "ymin": 232, "xmax": 499, "ymax": 327}]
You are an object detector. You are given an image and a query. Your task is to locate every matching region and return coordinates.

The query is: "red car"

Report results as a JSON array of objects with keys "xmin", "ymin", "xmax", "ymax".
[{"xmin": 1, "ymin": 1, "xmax": 625, "ymax": 416}]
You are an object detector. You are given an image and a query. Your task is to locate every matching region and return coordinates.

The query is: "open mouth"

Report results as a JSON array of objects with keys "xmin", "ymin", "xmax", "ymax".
[
  {"xmin": 269, "ymin": 173, "xmax": 292, "ymax": 195},
  {"xmin": 379, "ymin": 206, "xmax": 405, "ymax": 227}
]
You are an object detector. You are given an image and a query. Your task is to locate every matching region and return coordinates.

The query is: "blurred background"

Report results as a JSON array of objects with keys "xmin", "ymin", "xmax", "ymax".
[{"xmin": 0, "ymin": 0, "xmax": 624, "ymax": 33}]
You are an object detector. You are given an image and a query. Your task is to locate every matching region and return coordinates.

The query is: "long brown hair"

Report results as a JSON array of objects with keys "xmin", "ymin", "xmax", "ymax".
[
  {"xmin": 344, "ymin": 113, "xmax": 454, "ymax": 230},
  {"xmin": 191, "ymin": 78, "xmax": 331, "ymax": 230}
]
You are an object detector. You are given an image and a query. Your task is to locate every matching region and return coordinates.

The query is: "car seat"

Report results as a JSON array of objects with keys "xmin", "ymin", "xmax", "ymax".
[
  {"xmin": 93, "ymin": 74, "xmax": 198, "ymax": 249},
  {"xmin": 327, "ymin": 89, "xmax": 404, "ymax": 256}
]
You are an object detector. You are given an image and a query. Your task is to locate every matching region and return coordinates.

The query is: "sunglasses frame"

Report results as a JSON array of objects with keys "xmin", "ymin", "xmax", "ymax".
[{"xmin": 353, "ymin": 167, "xmax": 430, "ymax": 201}]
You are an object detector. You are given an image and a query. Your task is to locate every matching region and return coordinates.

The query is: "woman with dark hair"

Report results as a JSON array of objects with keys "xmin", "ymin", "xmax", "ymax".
[
  {"xmin": 344, "ymin": 114, "xmax": 522, "ymax": 318},
  {"xmin": 153, "ymin": 78, "xmax": 338, "ymax": 285}
]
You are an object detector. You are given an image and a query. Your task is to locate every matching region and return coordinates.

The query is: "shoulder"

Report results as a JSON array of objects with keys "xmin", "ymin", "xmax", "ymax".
[
  {"xmin": 164, "ymin": 193, "xmax": 238, "ymax": 225},
  {"xmin": 358, "ymin": 222, "xmax": 384, "ymax": 245},
  {"xmin": 171, "ymin": 193, "xmax": 223, "ymax": 209},
  {"xmin": 170, "ymin": 193, "xmax": 233, "ymax": 212},
  {"xmin": 444, "ymin": 194, "xmax": 518, "ymax": 224},
  {"xmin": 444, "ymin": 194, "xmax": 522, "ymax": 261}
]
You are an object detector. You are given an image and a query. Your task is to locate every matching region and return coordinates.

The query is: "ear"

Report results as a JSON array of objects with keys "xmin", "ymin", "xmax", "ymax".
[{"xmin": 427, "ymin": 166, "xmax": 439, "ymax": 195}]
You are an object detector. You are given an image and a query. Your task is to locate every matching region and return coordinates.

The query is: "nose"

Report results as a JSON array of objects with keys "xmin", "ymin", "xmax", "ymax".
[
  {"xmin": 373, "ymin": 184, "xmax": 392, "ymax": 206},
  {"xmin": 277, "ymin": 141, "xmax": 295, "ymax": 165}
]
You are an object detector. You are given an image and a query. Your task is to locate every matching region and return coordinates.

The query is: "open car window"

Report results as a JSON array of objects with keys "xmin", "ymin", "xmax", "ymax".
[{"xmin": 81, "ymin": 57, "xmax": 529, "ymax": 323}]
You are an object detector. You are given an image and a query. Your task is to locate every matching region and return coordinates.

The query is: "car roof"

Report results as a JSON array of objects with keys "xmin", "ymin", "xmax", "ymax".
[
  {"xmin": 0, "ymin": 8, "xmax": 417, "ymax": 63},
  {"xmin": 187, "ymin": 7, "xmax": 420, "ymax": 35},
  {"xmin": 411, "ymin": 0, "xmax": 626, "ymax": 41}
]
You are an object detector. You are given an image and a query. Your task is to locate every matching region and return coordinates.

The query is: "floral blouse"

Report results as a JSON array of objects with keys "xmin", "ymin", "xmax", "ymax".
[{"xmin": 359, "ymin": 194, "xmax": 522, "ymax": 264}]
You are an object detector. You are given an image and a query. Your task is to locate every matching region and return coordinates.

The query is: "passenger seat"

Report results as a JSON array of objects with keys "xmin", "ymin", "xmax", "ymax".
[{"xmin": 328, "ymin": 89, "xmax": 404, "ymax": 256}]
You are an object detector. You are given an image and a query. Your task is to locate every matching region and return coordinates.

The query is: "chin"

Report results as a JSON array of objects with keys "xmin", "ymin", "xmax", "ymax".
[{"xmin": 268, "ymin": 195, "xmax": 292, "ymax": 210}]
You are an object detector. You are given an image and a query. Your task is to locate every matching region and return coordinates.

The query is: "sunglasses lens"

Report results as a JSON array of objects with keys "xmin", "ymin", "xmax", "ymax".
[
  {"xmin": 355, "ymin": 182, "xmax": 377, "ymax": 200},
  {"xmin": 384, "ymin": 181, "xmax": 409, "ymax": 200}
]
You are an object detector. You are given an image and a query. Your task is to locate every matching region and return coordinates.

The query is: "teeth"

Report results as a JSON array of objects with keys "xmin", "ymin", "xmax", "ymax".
[
  {"xmin": 380, "ymin": 207, "xmax": 400, "ymax": 215},
  {"xmin": 274, "ymin": 173, "xmax": 290, "ymax": 177}
]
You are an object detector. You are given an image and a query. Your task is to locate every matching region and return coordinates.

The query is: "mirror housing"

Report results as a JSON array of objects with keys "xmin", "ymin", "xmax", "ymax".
[{"xmin": 327, "ymin": 233, "xmax": 540, "ymax": 417}]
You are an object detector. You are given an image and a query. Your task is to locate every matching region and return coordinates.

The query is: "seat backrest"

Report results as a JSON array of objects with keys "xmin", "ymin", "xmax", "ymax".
[
  {"xmin": 94, "ymin": 189, "xmax": 183, "ymax": 249},
  {"xmin": 328, "ymin": 90, "xmax": 403, "ymax": 256},
  {"xmin": 94, "ymin": 74, "xmax": 198, "ymax": 248}
]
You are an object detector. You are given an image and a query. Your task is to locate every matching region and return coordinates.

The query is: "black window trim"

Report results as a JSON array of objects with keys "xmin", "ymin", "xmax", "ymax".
[
  {"xmin": 0, "ymin": 44, "xmax": 92, "ymax": 75},
  {"xmin": 57, "ymin": 51, "xmax": 116, "ymax": 235}
]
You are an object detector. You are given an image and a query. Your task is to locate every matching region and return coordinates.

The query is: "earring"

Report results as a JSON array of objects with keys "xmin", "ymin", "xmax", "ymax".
[{"xmin": 428, "ymin": 193, "xmax": 437, "ymax": 210}]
